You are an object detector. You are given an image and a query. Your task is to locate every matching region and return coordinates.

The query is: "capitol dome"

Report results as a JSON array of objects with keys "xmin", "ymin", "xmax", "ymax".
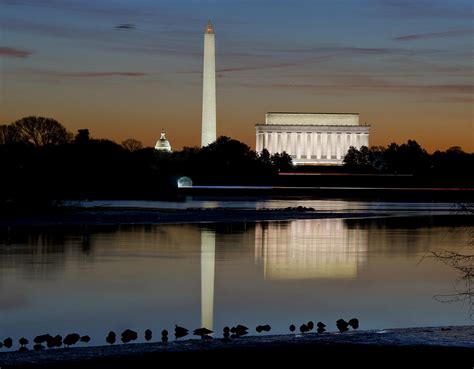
[{"xmin": 155, "ymin": 130, "xmax": 172, "ymax": 152}]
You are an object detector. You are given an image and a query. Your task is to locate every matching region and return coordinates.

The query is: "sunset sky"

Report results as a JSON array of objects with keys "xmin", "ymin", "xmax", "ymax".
[{"xmin": 1, "ymin": 0, "xmax": 472, "ymax": 152}]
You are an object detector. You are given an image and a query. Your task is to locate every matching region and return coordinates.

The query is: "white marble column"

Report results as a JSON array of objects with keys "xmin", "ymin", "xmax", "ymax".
[
  {"xmin": 269, "ymin": 132, "xmax": 274, "ymax": 154},
  {"xmin": 321, "ymin": 133, "xmax": 327, "ymax": 159},
  {"xmin": 316, "ymin": 133, "xmax": 322, "ymax": 160},
  {"xmin": 282, "ymin": 133, "xmax": 288, "ymax": 154},
  {"xmin": 295, "ymin": 133, "xmax": 300, "ymax": 159},
  {"xmin": 326, "ymin": 133, "xmax": 331, "ymax": 160},
  {"xmin": 289, "ymin": 133, "xmax": 293, "ymax": 157},
  {"xmin": 363, "ymin": 133, "xmax": 369, "ymax": 147},
  {"xmin": 336, "ymin": 133, "xmax": 341, "ymax": 160}
]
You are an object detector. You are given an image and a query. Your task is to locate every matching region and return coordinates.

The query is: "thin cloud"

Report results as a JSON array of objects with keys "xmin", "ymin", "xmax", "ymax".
[
  {"xmin": 243, "ymin": 76, "xmax": 473, "ymax": 96},
  {"xmin": 0, "ymin": 46, "xmax": 33, "ymax": 58},
  {"xmin": 115, "ymin": 24, "xmax": 136, "ymax": 30},
  {"xmin": 20, "ymin": 68, "xmax": 148, "ymax": 78},
  {"xmin": 395, "ymin": 30, "xmax": 473, "ymax": 41},
  {"xmin": 261, "ymin": 46, "xmax": 402, "ymax": 55},
  {"xmin": 373, "ymin": 0, "xmax": 474, "ymax": 19},
  {"xmin": 61, "ymin": 72, "xmax": 147, "ymax": 77},
  {"xmin": 217, "ymin": 60, "xmax": 323, "ymax": 73}
]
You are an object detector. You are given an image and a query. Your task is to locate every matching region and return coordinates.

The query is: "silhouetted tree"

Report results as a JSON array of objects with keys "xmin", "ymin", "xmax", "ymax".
[
  {"xmin": 122, "ymin": 138, "xmax": 143, "ymax": 152},
  {"xmin": 270, "ymin": 152, "xmax": 293, "ymax": 172},
  {"xmin": 11, "ymin": 116, "xmax": 71, "ymax": 146},
  {"xmin": 259, "ymin": 149, "xmax": 272, "ymax": 167},
  {"xmin": 430, "ymin": 204, "xmax": 473, "ymax": 318},
  {"xmin": 0, "ymin": 124, "xmax": 24, "ymax": 145},
  {"xmin": 343, "ymin": 146, "xmax": 372, "ymax": 171},
  {"xmin": 343, "ymin": 146, "xmax": 359, "ymax": 169},
  {"xmin": 431, "ymin": 146, "xmax": 473, "ymax": 175},
  {"xmin": 343, "ymin": 140, "xmax": 456, "ymax": 174},
  {"xmin": 74, "ymin": 129, "xmax": 90, "ymax": 144}
]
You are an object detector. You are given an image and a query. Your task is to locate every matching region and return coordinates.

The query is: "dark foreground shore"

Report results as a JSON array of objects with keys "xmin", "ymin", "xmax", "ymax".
[{"xmin": 1, "ymin": 326, "xmax": 473, "ymax": 368}]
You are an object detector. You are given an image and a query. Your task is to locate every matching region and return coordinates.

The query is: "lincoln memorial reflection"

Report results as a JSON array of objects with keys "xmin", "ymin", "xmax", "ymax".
[{"xmin": 255, "ymin": 219, "xmax": 368, "ymax": 280}]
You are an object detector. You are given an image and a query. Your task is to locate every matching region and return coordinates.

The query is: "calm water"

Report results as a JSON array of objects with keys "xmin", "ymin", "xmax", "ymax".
[
  {"xmin": 80, "ymin": 198, "xmax": 460, "ymax": 213},
  {"xmin": 0, "ymin": 211, "xmax": 472, "ymax": 348}
]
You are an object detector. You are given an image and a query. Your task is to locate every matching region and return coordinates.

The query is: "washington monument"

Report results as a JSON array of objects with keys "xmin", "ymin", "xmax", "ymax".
[{"xmin": 201, "ymin": 20, "xmax": 216, "ymax": 147}]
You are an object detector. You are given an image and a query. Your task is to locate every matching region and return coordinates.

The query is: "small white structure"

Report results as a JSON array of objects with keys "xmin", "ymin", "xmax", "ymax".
[
  {"xmin": 256, "ymin": 112, "xmax": 370, "ymax": 165},
  {"xmin": 201, "ymin": 20, "xmax": 217, "ymax": 147},
  {"xmin": 177, "ymin": 176, "xmax": 193, "ymax": 188},
  {"xmin": 155, "ymin": 130, "xmax": 172, "ymax": 152}
]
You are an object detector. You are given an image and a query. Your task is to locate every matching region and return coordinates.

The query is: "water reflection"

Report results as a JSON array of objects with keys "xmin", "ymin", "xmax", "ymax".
[
  {"xmin": 0, "ymin": 215, "xmax": 472, "ymax": 342},
  {"xmin": 255, "ymin": 220, "xmax": 367, "ymax": 280},
  {"xmin": 201, "ymin": 229, "xmax": 215, "ymax": 331}
]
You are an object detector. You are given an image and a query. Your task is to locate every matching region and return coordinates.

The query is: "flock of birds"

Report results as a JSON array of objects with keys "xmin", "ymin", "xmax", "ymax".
[{"xmin": 0, "ymin": 318, "xmax": 359, "ymax": 352}]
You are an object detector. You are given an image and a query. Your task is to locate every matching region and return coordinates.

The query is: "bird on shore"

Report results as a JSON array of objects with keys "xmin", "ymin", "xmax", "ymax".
[
  {"xmin": 256, "ymin": 324, "xmax": 271, "ymax": 333},
  {"xmin": 317, "ymin": 322, "xmax": 326, "ymax": 333},
  {"xmin": 174, "ymin": 325, "xmax": 189, "ymax": 339},
  {"xmin": 121, "ymin": 329, "xmax": 138, "ymax": 344},
  {"xmin": 161, "ymin": 329, "xmax": 168, "ymax": 343},
  {"xmin": 80, "ymin": 335, "xmax": 91, "ymax": 343},
  {"xmin": 348, "ymin": 318, "xmax": 359, "ymax": 330},
  {"xmin": 336, "ymin": 319, "xmax": 349, "ymax": 333},
  {"xmin": 63, "ymin": 333, "xmax": 80, "ymax": 347},
  {"xmin": 54, "ymin": 335, "xmax": 63, "ymax": 347},
  {"xmin": 307, "ymin": 321, "xmax": 314, "ymax": 331},
  {"xmin": 19, "ymin": 337, "xmax": 28, "ymax": 347},
  {"xmin": 193, "ymin": 327, "xmax": 213, "ymax": 338},
  {"xmin": 46, "ymin": 334, "xmax": 63, "ymax": 348},
  {"xmin": 46, "ymin": 337, "xmax": 56, "ymax": 348},
  {"xmin": 299, "ymin": 323, "xmax": 310, "ymax": 334},
  {"xmin": 34, "ymin": 344, "xmax": 45, "ymax": 351},
  {"xmin": 223, "ymin": 327, "xmax": 230, "ymax": 339},
  {"xmin": 289, "ymin": 324, "xmax": 296, "ymax": 333},
  {"xmin": 34, "ymin": 334, "xmax": 52, "ymax": 345},
  {"xmin": 230, "ymin": 325, "xmax": 248, "ymax": 337},
  {"xmin": 46, "ymin": 335, "xmax": 62, "ymax": 348},
  {"xmin": 3, "ymin": 337, "xmax": 13, "ymax": 349},
  {"xmin": 145, "ymin": 329, "xmax": 152, "ymax": 342},
  {"xmin": 106, "ymin": 331, "xmax": 116, "ymax": 345}
]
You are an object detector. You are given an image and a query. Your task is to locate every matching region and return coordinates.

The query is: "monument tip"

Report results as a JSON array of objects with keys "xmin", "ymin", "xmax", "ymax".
[{"xmin": 206, "ymin": 20, "xmax": 214, "ymax": 34}]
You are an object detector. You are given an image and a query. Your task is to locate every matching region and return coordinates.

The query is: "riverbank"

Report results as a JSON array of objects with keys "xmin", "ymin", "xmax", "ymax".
[
  {"xmin": 1, "ymin": 326, "xmax": 473, "ymax": 368},
  {"xmin": 1, "ymin": 202, "xmax": 470, "ymax": 227},
  {"xmin": 0, "ymin": 207, "xmax": 384, "ymax": 227}
]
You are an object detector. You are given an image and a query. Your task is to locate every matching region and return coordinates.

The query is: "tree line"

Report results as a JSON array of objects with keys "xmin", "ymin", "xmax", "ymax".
[
  {"xmin": 1, "ymin": 116, "xmax": 472, "ymax": 210},
  {"xmin": 343, "ymin": 140, "xmax": 473, "ymax": 175},
  {"xmin": 0, "ymin": 116, "xmax": 292, "ymax": 210}
]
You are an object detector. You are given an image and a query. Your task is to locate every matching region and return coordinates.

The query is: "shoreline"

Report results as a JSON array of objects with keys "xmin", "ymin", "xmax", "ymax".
[
  {"xmin": 1, "ymin": 325, "xmax": 473, "ymax": 368},
  {"xmin": 0, "ymin": 206, "xmax": 469, "ymax": 227},
  {"xmin": 0, "ymin": 208, "xmax": 384, "ymax": 227}
]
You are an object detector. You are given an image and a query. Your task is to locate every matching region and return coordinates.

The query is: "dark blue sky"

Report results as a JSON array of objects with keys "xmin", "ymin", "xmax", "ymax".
[{"xmin": 1, "ymin": 0, "xmax": 473, "ymax": 150}]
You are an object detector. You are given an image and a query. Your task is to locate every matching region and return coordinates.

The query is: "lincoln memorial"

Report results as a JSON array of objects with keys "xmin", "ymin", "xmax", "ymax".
[{"xmin": 255, "ymin": 112, "xmax": 370, "ymax": 165}]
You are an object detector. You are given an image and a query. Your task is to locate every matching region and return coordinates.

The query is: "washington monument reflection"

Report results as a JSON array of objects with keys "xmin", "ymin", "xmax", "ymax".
[
  {"xmin": 255, "ymin": 219, "xmax": 368, "ymax": 280},
  {"xmin": 201, "ymin": 228, "xmax": 215, "ymax": 331}
]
